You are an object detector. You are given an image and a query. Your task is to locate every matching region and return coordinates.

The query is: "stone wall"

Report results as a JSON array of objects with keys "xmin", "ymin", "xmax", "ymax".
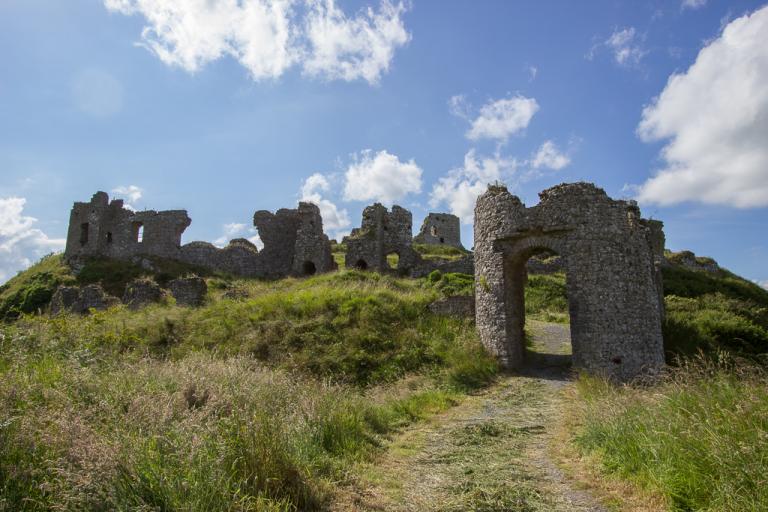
[
  {"xmin": 474, "ymin": 182, "xmax": 665, "ymax": 382},
  {"xmin": 414, "ymin": 213, "xmax": 464, "ymax": 249},
  {"xmin": 64, "ymin": 192, "xmax": 336, "ymax": 279},
  {"xmin": 345, "ymin": 203, "xmax": 422, "ymax": 273},
  {"xmin": 65, "ymin": 192, "xmax": 190, "ymax": 261}
]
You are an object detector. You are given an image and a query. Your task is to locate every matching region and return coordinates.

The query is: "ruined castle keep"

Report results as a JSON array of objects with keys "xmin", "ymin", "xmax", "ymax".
[
  {"xmin": 474, "ymin": 182, "xmax": 665, "ymax": 381},
  {"xmin": 65, "ymin": 192, "xmax": 336, "ymax": 278},
  {"xmin": 414, "ymin": 213, "xmax": 464, "ymax": 249},
  {"xmin": 344, "ymin": 203, "xmax": 474, "ymax": 276}
]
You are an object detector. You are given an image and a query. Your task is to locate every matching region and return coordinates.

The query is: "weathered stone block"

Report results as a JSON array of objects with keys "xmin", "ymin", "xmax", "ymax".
[
  {"xmin": 170, "ymin": 277, "xmax": 207, "ymax": 307},
  {"xmin": 428, "ymin": 295, "xmax": 475, "ymax": 318},
  {"xmin": 122, "ymin": 279, "xmax": 164, "ymax": 310}
]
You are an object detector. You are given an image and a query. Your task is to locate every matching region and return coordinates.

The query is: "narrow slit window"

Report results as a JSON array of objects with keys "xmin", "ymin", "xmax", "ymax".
[
  {"xmin": 132, "ymin": 222, "xmax": 144, "ymax": 243},
  {"xmin": 80, "ymin": 223, "xmax": 89, "ymax": 245}
]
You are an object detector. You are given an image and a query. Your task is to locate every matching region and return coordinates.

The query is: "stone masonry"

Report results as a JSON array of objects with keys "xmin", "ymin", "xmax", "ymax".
[
  {"xmin": 64, "ymin": 193, "xmax": 336, "ymax": 279},
  {"xmin": 414, "ymin": 213, "xmax": 465, "ymax": 249},
  {"xmin": 474, "ymin": 182, "xmax": 665, "ymax": 382},
  {"xmin": 345, "ymin": 203, "xmax": 422, "ymax": 273},
  {"xmin": 344, "ymin": 203, "xmax": 474, "ymax": 277}
]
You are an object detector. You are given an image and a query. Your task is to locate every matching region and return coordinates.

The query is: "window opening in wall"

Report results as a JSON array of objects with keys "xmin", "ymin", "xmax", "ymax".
[
  {"xmin": 106, "ymin": 232, "xmax": 113, "ymax": 244},
  {"xmin": 302, "ymin": 261, "xmax": 317, "ymax": 275},
  {"xmin": 355, "ymin": 259, "xmax": 368, "ymax": 270},
  {"xmin": 440, "ymin": 237, "xmax": 445, "ymax": 244},
  {"xmin": 386, "ymin": 252, "xmax": 399, "ymax": 270},
  {"xmin": 80, "ymin": 223, "xmax": 89, "ymax": 246},
  {"xmin": 132, "ymin": 222, "xmax": 144, "ymax": 243},
  {"xmin": 430, "ymin": 226, "xmax": 438, "ymax": 237}
]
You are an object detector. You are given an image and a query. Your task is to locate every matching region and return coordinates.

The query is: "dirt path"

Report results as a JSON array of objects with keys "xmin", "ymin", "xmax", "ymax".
[{"xmin": 333, "ymin": 321, "xmax": 607, "ymax": 512}]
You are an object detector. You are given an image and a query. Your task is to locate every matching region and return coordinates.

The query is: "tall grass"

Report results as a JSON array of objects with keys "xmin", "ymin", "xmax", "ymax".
[
  {"xmin": 570, "ymin": 356, "xmax": 768, "ymax": 511},
  {"xmin": 0, "ymin": 269, "xmax": 497, "ymax": 510}
]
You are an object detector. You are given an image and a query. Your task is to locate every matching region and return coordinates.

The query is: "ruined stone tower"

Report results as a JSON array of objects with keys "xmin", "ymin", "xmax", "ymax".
[
  {"xmin": 344, "ymin": 203, "xmax": 421, "ymax": 273},
  {"xmin": 474, "ymin": 182, "xmax": 665, "ymax": 382},
  {"xmin": 65, "ymin": 191, "xmax": 190, "ymax": 261},
  {"xmin": 414, "ymin": 213, "xmax": 464, "ymax": 249}
]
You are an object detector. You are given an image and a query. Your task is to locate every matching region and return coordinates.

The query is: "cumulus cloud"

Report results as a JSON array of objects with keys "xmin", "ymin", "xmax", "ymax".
[
  {"xmin": 531, "ymin": 140, "xmax": 570, "ymax": 171},
  {"xmin": 213, "ymin": 222, "xmax": 262, "ymax": 248},
  {"xmin": 300, "ymin": 172, "xmax": 351, "ymax": 236},
  {"xmin": 466, "ymin": 96, "xmax": 539, "ymax": 141},
  {"xmin": 343, "ymin": 149, "xmax": 422, "ymax": 204},
  {"xmin": 682, "ymin": 0, "xmax": 706, "ymax": 10},
  {"xmin": 303, "ymin": 0, "xmax": 410, "ymax": 83},
  {"xmin": 756, "ymin": 279, "xmax": 768, "ymax": 290},
  {"xmin": 103, "ymin": 0, "xmax": 410, "ymax": 84},
  {"xmin": 605, "ymin": 27, "xmax": 646, "ymax": 66},
  {"xmin": 0, "ymin": 197, "xmax": 65, "ymax": 284},
  {"xmin": 636, "ymin": 5, "xmax": 768, "ymax": 208},
  {"xmin": 429, "ymin": 150, "xmax": 518, "ymax": 224},
  {"xmin": 112, "ymin": 185, "xmax": 143, "ymax": 203}
]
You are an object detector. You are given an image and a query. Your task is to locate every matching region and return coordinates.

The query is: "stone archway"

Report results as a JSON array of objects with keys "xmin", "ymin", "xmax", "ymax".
[{"xmin": 474, "ymin": 183, "xmax": 666, "ymax": 382}]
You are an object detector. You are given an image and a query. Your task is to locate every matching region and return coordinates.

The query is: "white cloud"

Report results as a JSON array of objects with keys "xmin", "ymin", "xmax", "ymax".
[
  {"xmin": 343, "ymin": 149, "xmax": 422, "ymax": 204},
  {"xmin": 448, "ymin": 94, "xmax": 471, "ymax": 120},
  {"xmin": 71, "ymin": 69, "xmax": 123, "ymax": 117},
  {"xmin": 303, "ymin": 0, "xmax": 410, "ymax": 83},
  {"xmin": 755, "ymin": 279, "xmax": 768, "ymax": 290},
  {"xmin": 0, "ymin": 197, "xmax": 65, "ymax": 284},
  {"xmin": 429, "ymin": 150, "xmax": 517, "ymax": 224},
  {"xmin": 528, "ymin": 65, "xmax": 538, "ymax": 81},
  {"xmin": 112, "ymin": 185, "xmax": 143, "ymax": 203},
  {"xmin": 636, "ymin": 5, "xmax": 768, "ymax": 208},
  {"xmin": 466, "ymin": 96, "xmax": 539, "ymax": 141},
  {"xmin": 682, "ymin": 0, "xmax": 706, "ymax": 10},
  {"xmin": 213, "ymin": 222, "xmax": 262, "ymax": 248},
  {"xmin": 103, "ymin": 0, "xmax": 410, "ymax": 84},
  {"xmin": 532, "ymin": 140, "xmax": 570, "ymax": 170},
  {"xmin": 299, "ymin": 172, "xmax": 351, "ymax": 235},
  {"xmin": 605, "ymin": 27, "xmax": 646, "ymax": 66}
]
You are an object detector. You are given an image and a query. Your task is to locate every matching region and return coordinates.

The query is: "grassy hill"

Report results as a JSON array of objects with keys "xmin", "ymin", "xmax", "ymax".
[
  {"xmin": 0, "ymin": 257, "xmax": 497, "ymax": 510},
  {"xmin": 2, "ymin": 250, "xmax": 767, "ymax": 510}
]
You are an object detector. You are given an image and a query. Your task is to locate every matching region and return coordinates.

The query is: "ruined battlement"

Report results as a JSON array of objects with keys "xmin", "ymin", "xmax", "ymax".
[
  {"xmin": 65, "ymin": 191, "xmax": 191, "ymax": 261},
  {"xmin": 414, "ymin": 213, "xmax": 464, "ymax": 249},
  {"xmin": 64, "ymin": 192, "xmax": 336, "ymax": 279}
]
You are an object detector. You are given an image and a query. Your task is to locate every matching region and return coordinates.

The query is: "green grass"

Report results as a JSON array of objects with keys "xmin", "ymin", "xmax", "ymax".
[
  {"xmin": 524, "ymin": 273, "xmax": 569, "ymax": 323},
  {"xmin": 413, "ymin": 243, "xmax": 469, "ymax": 262},
  {"xmin": 0, "ymin": 267, "xmax": 497, "ymax": 510},
  {"xmin": 0, "ymin": 254, "xmax": 75, "ymax": 321},
  {"xmin": 571, "ymin": 357, "xmax": 768, "ymax": 511}
]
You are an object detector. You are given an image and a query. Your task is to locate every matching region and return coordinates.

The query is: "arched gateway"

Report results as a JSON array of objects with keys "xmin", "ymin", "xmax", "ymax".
[{"xmin": 474, "ymin": 183, "xmax": 666, "ymax": 382}]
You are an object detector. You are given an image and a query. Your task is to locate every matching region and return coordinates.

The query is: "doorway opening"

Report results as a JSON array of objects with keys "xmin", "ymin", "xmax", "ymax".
[
  {"xmin": 302, "ymin": 261, "xmax": 317, "ymax": 276},
  {"xmin": 507, "ymin": 247, "xmax": 572, "ymax": 375}
]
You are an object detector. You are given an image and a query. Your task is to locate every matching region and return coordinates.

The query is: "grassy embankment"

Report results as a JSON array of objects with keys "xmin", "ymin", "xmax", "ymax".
[
  {"xmin": 564, "ymin": 255, "xmax": 768, "ymax": 511},
  {"xmin": 0, "ymin": 255, "xmax": 496, "ymax": 511}
]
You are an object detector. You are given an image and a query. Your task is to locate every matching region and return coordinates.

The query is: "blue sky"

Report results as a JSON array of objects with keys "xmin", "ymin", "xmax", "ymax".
[{"xmin": 1, "ymin": 0, "xmax": 767, "ymax": 286}]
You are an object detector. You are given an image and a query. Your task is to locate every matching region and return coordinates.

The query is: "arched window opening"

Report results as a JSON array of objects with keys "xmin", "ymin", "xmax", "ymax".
[
  {"xmin": 132, "ymin": 222, "xmax": 144, "ymax": 243},
  {"xmin": 355, "ymin": 259, "xmax": 368, "ymax": 270},
  {"xmin": 302, "ymin": 261, "xmax": 317, "ymax": 276}
]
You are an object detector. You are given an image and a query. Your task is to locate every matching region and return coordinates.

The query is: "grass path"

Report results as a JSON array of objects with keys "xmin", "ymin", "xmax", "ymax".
[{"xmin": 332, "ymin": 321, "xmax": 607, "ymax": 512}]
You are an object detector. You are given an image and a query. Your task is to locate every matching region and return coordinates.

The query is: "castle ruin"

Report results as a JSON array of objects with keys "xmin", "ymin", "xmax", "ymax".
[
  {"xmin": 474, "ymin": 182, "xmax": 665, "ymax": 381},
  {"xmin": 414, "ymin": 213, "xmax": 464, "ymax": 249},
  {"xmin": 344, "ymin": 203, "xmax": 473, "ymax": 276},
  {"xmin": 64, "ymin": 192, "xmax": 336, "ymax": 278}
]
